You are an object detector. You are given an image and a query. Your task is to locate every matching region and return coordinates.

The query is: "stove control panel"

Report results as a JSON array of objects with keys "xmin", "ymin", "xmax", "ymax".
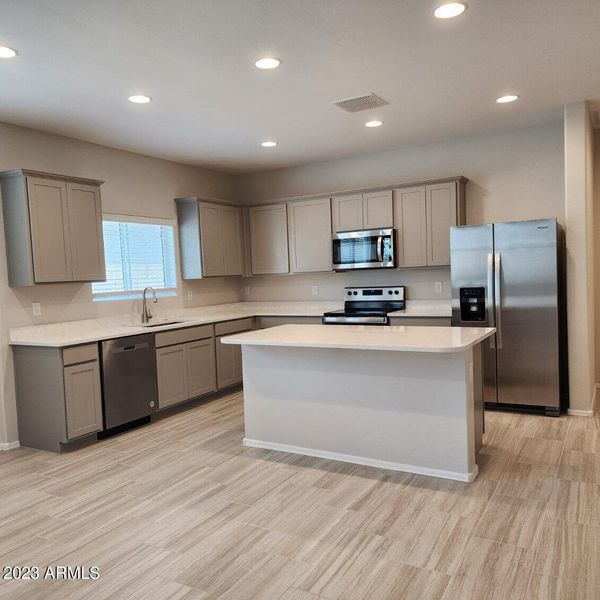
[{"xmin": 345, "ymin": 286, "xmax": 405, "ymax": 300}]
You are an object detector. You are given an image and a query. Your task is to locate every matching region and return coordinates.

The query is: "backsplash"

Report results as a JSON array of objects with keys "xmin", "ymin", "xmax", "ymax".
[{"xmin": 243, "ymin": 267, "xmax": 451, "ymax": 302}]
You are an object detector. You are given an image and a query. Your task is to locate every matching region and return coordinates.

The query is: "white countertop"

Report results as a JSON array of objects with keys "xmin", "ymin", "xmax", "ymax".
[
  {"xmin": 222, "ymin": 324, "xmax": 495, "ymax": 353},
  {"xmin": 8, "ymin": 300, "xmax": 451, "ymax": 347}
]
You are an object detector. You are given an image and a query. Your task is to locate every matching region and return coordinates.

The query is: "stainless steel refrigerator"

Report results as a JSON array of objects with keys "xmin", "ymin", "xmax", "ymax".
[{"xmin": 450, "ymin": 218, "xmax": 567, "ymax": 415}]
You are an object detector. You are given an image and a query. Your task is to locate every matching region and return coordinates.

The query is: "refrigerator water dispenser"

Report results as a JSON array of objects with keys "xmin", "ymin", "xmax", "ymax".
[{"xmin": 459, "ymin": 287, "xmax": 485, "ymax": 322}]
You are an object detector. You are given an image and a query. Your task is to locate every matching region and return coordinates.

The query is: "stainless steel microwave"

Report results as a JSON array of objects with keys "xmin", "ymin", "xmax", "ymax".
[{"xmin": 332, "ymin": 228, "xmax": 396, "ymax": 271}]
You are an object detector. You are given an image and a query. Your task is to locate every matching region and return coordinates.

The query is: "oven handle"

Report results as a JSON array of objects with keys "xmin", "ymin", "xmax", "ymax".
[{"xmin": 376, "ymin": 236, "xmax": 383, "ymax": 262}]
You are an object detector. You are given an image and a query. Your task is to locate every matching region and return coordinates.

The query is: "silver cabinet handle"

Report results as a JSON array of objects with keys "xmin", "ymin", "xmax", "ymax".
[
  {"xmin": 487, "ymin": 252, "xmax": 495, "ymax": 349},
  {"xmin": 494, "ymin": 252, "xmax": 502, "ymax": 349},
  {"xmin": 376, "ymin": 236, "xmax": 383, "ymax": 261}
]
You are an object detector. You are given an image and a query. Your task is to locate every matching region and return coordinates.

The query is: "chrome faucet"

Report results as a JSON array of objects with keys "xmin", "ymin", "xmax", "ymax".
[{"xmin": 142, "ymin": 287, "xmax": 158, "ymax": 323}]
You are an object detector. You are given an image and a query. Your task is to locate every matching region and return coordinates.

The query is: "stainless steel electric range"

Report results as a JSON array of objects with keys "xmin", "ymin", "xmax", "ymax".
[{"xmin": 322, "ymin": 286, "xmax": 405, "ymax": 325}]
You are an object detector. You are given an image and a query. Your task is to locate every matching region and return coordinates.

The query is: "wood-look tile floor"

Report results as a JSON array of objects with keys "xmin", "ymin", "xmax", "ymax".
[{"xmin": 1, "ymin": 391, "xmax": 599, "ymax": 600}]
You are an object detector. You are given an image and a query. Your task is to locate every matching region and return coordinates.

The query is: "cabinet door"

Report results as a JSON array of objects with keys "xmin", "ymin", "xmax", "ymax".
[
  {"xmin": 363, "ymin": 190, "xmax": 393, "ymax": 229},
  {"xmin": 156, "ymin": 344, "xmax": 189, "ymax": 408},
  {"xmin": 187, "ymin": 338, "xmax": 217, "ymax": 398},
  {"xmin": 63, "ymin": 361, "xmax": 103, "ymax": 439},
  {"xmin": 426, "ymin": 182, "xmax": 457, "ymax": 266},
  {"xmin": 249, "ymin": 204, "xmax": 289, "ymax": 274},
  {"xmin": 394, "ymin": 186, "xmax": 427, "ymax": 268},
  {"xmin": 288, "ymin": 198, "xmax": 332, "ymax": 273},
  {"xmin": 216, "ymin": 336, "xmax": 243, "ymax": 389},
  {"xmin": 199, "ymin": 203, "xmax": 224, "ymax": 276},
  {"xmin": 27, "ymin": 177, "xmax": 73, "ymax": 282},
  {"xmin": 331, "ymin": 194, "xmax": 363, "ymax": 232},
  {"xmin": 220, "ymin": 206, "xmax": 243, "ymax": 275},
  {"xmin": 66, "ymin": 182, "xmax": 106, "ymax": 281}
]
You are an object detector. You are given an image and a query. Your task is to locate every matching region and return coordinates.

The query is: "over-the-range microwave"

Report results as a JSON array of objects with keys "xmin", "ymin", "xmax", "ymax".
[{"xmin": 332, "ymin": 228, "xmax": 396, "ymax": 271}]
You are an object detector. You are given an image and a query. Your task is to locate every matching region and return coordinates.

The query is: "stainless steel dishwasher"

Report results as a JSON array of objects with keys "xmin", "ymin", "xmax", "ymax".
[{"xmin": 101, "ymin": 333, "xmax": 158, "ymax": 430}]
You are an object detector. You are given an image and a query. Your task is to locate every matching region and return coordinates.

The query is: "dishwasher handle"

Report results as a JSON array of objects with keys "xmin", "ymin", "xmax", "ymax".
[{"xmin": 110, "ymin": 342, "xmax": 151, "ymax": 354}]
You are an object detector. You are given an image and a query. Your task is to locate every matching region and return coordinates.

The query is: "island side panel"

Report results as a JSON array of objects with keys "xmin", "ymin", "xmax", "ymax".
[{"xmin": 241, "ymin": 345, "xmax": 478, "ymax": 481}]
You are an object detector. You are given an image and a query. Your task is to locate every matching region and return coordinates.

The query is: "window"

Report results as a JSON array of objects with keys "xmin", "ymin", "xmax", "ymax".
[{"xmin": 92, "ymin": 217, "xmax": 177, "ymax": 299}]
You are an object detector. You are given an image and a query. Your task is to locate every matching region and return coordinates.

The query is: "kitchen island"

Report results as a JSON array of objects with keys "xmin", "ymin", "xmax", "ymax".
[{"xmin": 222, "ymin": 324, "xmax": 495, "ymax": 482}]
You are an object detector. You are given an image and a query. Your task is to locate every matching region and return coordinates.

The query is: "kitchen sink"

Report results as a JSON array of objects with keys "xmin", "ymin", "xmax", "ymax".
[{"xmin": 140, "ymin": 320, "xmax": 186, "ymax": 328}]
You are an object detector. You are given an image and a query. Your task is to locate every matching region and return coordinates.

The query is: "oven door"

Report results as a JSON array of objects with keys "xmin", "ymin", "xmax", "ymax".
[{"xmin": 332, "ymin": 228, "xmax": 395, "ymax": 271}]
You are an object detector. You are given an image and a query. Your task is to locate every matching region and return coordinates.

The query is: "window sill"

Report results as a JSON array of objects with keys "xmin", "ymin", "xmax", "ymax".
[{"xmin": 93, "ymin": 290, "xmax": 178, "ymax": 303}]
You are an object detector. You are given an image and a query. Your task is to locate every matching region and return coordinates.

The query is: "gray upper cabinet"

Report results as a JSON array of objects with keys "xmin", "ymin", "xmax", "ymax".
[
  {"xmin": 362, "ymin": 190, "xmax": 394, "ymax": 229},
  {"xmin": 66, "ymin": 182, "xmax": 105, "ymax": 281},
  {"xmin": 332, "ymin": 190, "xmax": 393, "ymax": 232},
  {"xmin": 394, "ymin": 178, "xmax": 466, "ymax": 268},
  {"xmin": 394, "ymin": 186, "xmax": 427, "ymax": 268},
  {"xmin": 288, "ymin": 197, "xmax": 333, "ymax": 273},
  {"xmin": 0, "ymin": 169, "xmax": 106, "ymax": 287},
  {"xmin": 249, "ymin": 204, "xmax": 289, "ymax": 274},
  {"xmin": 176, "ymin": 198, "xmax": 243, "ymax": 278},
  {"xmin": 426, "ymin": 182, "xmax": 459, "ymax": 266},
  {"xmin": 331, "ymin": 194, "xmax": 363, "ymax": 232}
]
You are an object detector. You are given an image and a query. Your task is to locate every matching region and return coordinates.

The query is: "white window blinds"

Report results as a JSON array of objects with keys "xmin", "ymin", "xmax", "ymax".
[{"xmin": 92, "ymin": 220, "xmax": 177, "ymax": 295}]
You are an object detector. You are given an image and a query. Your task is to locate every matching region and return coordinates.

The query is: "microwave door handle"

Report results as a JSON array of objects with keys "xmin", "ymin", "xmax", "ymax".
[
  {"xmin": 376, "ymin": 236, "xmax": 383, "ymax": 262},
  {"xmin": 487, "ymin": 252, "xmax": 495, "ymax": 349}
]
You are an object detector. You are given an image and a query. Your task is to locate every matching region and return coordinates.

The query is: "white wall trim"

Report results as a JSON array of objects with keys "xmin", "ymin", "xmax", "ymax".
[
  {"xmin": 568, "ymin": 409, "xmax": 594, "ymax": 417},
  {"xmin": 243, "ymin": 437, "xmax": 478, "ymax": 483},
  {"xmin": 0, "ymin": 441, "xmax": 20, "ymax": 451},
  {"xmin": 569, "ymin": 384, "xmax": 600, "ymax": 416}
]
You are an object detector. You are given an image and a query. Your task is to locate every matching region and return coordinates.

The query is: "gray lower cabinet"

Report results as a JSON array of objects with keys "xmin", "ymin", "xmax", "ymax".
[
  {"xmin": 389, "ymin": 317, "xmax": 452, "ymax": 326},
  {"xmin": 215, "ymin": 317, "xmax": 254, "ymax": 389},
  {"xmin": 156, "ymin": 344, "xmax": 189, "ymax": 408},
  {"xmin": 0, "ymin": 169, "xmax": 106, "ymax": 287},
  {"xmin": 188, "ymin": 338, "xmax": 217, "ymax": 397},
  {"xmin": 258, "ymin": 316, "xmax": 323, "ymax": 328},
  {"xmin": 156, "ymin": 326, "xmax": 216, "ymax": 409},
  {"xmin": 13, "ymin": 342, "xmax": 103, "ymax": 452},
  {"xmin": 63, "ymin": 360, "xmax": 103, "ymax": 440},
  {"xmin": 216, "ymin": 339, "xmax": 243, "ymax": 389}
]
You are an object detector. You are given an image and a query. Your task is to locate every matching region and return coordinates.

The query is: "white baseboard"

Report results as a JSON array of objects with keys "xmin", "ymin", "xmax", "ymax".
[
  {"xmin": 569, "ymin": 384, "xmax": 600, "ymax": 417},
  {"xmin": 243, "ymin": 437, "xmax": 478, "ymax": 483},
  {"xmin": 0, "ymin": 441, "xmax": 20, "ymax": 451},
  {"xmin": 568, "ymin": 409, "xmax": 594, "ymax": 417}
]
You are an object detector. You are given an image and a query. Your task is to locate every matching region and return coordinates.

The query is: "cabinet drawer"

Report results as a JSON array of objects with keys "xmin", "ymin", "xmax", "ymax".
[
  {"xmin": 214, "ymin": 317, "xmax": 254, "ymax": 336},
  {"xmin": 62, "ymin": 343, "xmax": 99, "ymax": 366},
  {"xmin": 155, "ymin": 324, "xmax": 214, "ymax": 348}
]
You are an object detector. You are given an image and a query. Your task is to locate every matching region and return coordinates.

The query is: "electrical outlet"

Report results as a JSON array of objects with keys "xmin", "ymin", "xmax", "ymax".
[
  {"xmin": 311, "ymin": 286, "xmax": 318, "ymax": 297},
  {"xmin": 435, "ymin": 281, "xmax": 443, "ymax": 294},
  {"xmin": 243, "ymin": 286, "xmax": 250, "ymax": 296},
  {"xmin": 32, "ymin": 302, "xmax": 41, "ymax": 316}
]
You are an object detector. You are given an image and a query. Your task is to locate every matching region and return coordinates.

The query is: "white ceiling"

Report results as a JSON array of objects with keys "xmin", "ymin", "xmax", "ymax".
[{"xmin": 1, "ymin": 0, "xmax": 600, "ymax": 173}]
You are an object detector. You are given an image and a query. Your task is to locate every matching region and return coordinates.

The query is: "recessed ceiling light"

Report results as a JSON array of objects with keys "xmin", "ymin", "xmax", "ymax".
[
  {"xmin": 261, "ymin": 140, "xmax": 278, "ymax": 147},
  {"xmin": 0, "ymin": 46, "xmax": 17, "ymax": 58},
  {"xmin": 365, "ymin": 120, "xmax": 383, "ymax": 128},
  {"xmin": 496, "ymin": 95, "xmax": 519, "ymax": 104},
  {"xmin": 434, "ymin": 2, "xmax": 467, "ymax": 18},
  {"xmin": 255, "ymin": 57, "xmax": 281, "ymax": 70},
  {"xmin": 128, "ymin": 94, "xmax": 151, "ymax": 104}
]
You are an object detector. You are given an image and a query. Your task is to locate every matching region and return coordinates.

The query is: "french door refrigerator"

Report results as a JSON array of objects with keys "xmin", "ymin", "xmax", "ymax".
[{"xmin": 450, "ymin": 218, "xmax": 567, "ymax": 415}]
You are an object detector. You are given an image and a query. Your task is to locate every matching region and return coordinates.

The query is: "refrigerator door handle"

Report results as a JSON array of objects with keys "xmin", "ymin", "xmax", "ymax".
[
  {"xmin": 494, "ymin": 252, "xmax": 502, "ymax": 349},
  {"xmin": 487, "ymin": 252, "xmax": 496, "ymax": 349}
]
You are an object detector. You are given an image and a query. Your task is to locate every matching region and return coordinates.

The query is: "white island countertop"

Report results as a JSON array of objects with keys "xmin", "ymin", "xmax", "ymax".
[{"xmin": 223, "ymin": 324, "xmax": 495, "ymax": 353}]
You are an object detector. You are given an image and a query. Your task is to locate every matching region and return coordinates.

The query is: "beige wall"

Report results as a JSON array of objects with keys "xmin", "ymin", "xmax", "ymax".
[
  {"xmin": 239, "ymin": 122, "xmax": 565, "ymax": 303},
  {"xmin": 0, "ymin": 121, "xmax": 242, "ymax": 445},
  {"xmin": 563, "ymin": 103, "xmax": 596, "ymax": 414}
]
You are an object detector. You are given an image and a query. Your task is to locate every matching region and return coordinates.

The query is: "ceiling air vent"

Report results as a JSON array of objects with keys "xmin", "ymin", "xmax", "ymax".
[{"xmin": 333, "ymin": 93, "xmax": 389, "ymax": 113}]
